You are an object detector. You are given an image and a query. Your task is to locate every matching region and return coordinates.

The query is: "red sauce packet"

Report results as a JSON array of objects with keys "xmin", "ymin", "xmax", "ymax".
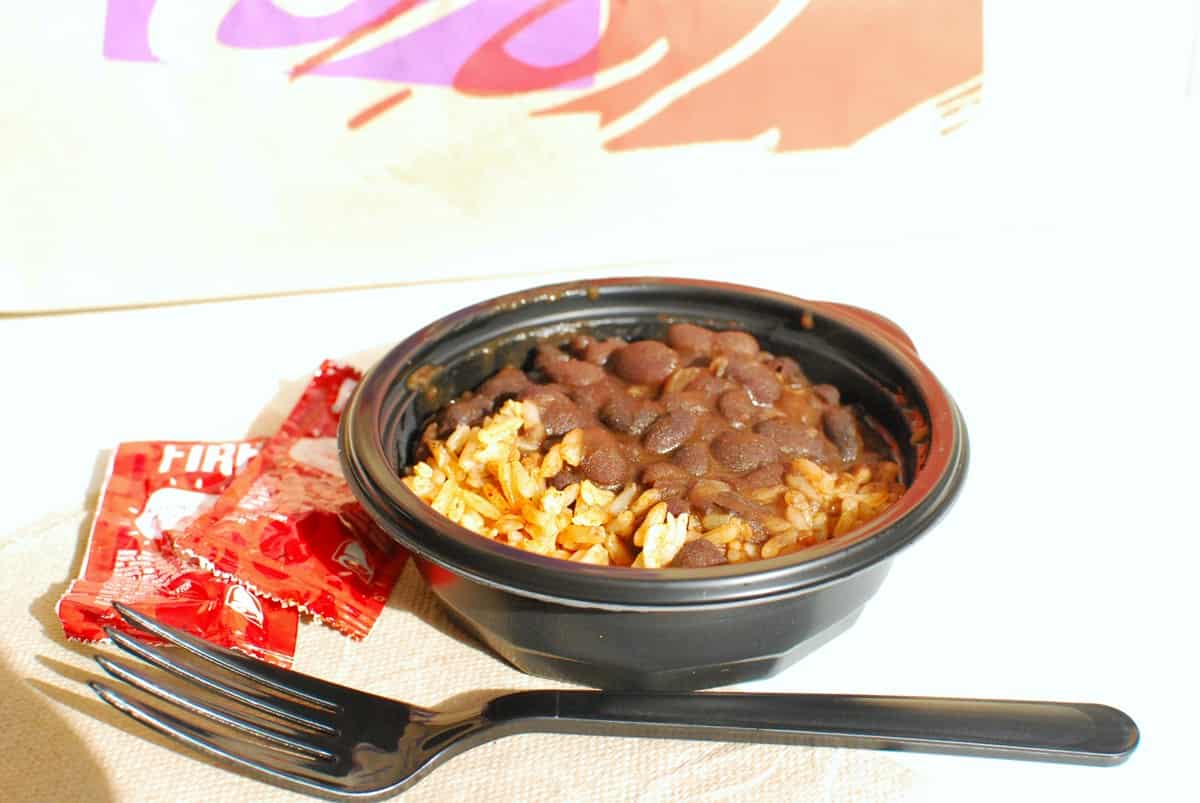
[
  {"xmin": 56, "ymin": 440, "xmax": 300, "ymax": 667},
  {"xmin": 169, "ymin": 361, "xmax": 408, "ymax": 640}
]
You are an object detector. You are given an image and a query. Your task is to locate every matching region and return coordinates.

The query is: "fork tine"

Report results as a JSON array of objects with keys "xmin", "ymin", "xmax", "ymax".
[
  {"xmin": 112, "ymin": 602, "xmax": 337, "ymax": 711},
  {"xmin": 104, "ymin": 627, "xmax": 337, "ymax": 735},
  {"xmin": 88, "ymin": 681, "xmax": 350, "ymax": 800},
  {"xmin": 94, "ymin": 655, "xmax": 336, "ymax": 762}
]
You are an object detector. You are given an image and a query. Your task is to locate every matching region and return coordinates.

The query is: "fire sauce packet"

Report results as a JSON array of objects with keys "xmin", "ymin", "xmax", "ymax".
[
  {"xmin": 169, "ymin": 361, "xmax": 408, "ymax": 639},
  {"xmin": 56, "ymin": 440, "xmax": 300, "ymax": 666}
]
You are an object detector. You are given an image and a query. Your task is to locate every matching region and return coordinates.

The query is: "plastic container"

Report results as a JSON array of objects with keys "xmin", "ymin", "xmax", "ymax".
[{"xmin": 340, "ymin": 278, "xmax": 968, "ymax": 690}]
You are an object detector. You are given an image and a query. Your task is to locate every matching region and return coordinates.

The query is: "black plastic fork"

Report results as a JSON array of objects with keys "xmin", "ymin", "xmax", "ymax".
[{"xmin": 89, "ymin": 604, "xmax": 1139, "ymax": 800}]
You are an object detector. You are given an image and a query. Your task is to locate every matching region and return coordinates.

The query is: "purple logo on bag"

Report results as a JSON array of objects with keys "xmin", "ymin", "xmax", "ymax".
[
  {"xmin": 103, "ymin": 0, "xmax": 602, "ymax": 90},
  {"xmin": 100, "ymin": 1, "xmax": 984, "ymax": 149},
  {"xmin": 103, "ymin": 0, "xmax": 160, "ymax": 61}
]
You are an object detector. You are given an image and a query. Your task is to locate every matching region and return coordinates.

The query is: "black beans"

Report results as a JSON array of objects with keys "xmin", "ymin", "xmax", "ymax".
[
  {"xmin": 523, "ymin": 387, "xmax": 591, "ymax": 437},
  {"xmin": 714, "ymin": 331, "xmax": 759, "ymax": 357},
  {"xmin": 643, "ymin": 409, "xmax": 697, "ymax": 454},
  {"xmin": 438, "ymin": 395, "xmax": 492, "ymax": 434},
  {"xmin": 427, "ymin": 325, "xmax": 902, "ymax": 563},
  {"xmin": 546, "ymin": 358, "xmax": 606, "ymax": 387},
  {"xmin": 823, "ymin": 406, "xmax": 863, "ymax": 466},
  {"xmin": 718, "ymin": 387, "xmax": 757, "ymax": 427},
  {"xmin": 580, "ymin": 445, "xmax": 631, "ymax": 489},
  {"xmin": 735, "ymin": 462, "xmax": 784, "ymax": 491},
  {"xmin": 711, "ymin": 430, "xmax": 777, "ymax": 473},
  {"xmin": 711, "ymin": 491, "xmax": 772, "ymax": 538},
  {"xmin": 686, "ymin": 373, "xmax": 731, "ymax": 399},
  {"xmin": 669, "ymin": 538, "xmax": 727, "ymax": 568},
  {"xmin": 600, "ymin": 393, "xmax": 663, "ymax": 436},
  {"xmin": 609, "ymin": 341, "xmax": 679, "ymax": 386},
  {"xmin": 755, "ymin": 419, "xmax": 839, "ymax": 467},
  {"xmin": 665, "ymin": 496, "xmax": 692, "ymax": 516},
  {"xmin": 661, "ymin": 390, "xmax": 711, "ymax": 415},
  {"xmin": 519, "ymin": 385, "xmax": 565, "ymax": 405},
  {"xmin": 534, "ymin": 343, "xmax": 568, "ymax": 368},
  {"xmin": 666, "ymin": 323, "xmax": 715, "ymax": 355},
  {"xmin": 764, "ymin": 356, "xmax": 807, "ymax": 386},
  {"xmin": 691, "ymin": 414, "xmax": 729, "ymax": 443},
  {"xmin": 542, "ymin": 402, "xmax": 591, "ymax": 437},
  {"xmin": 672, "ymin": 442, "xmax": 710, "ymax": 476},
  {"xmin": 477, "ymin": 366, "xmax": 532, "ymax": 400},
  {"xmin": 583, "ymin": 337, "xmax": 626, "ymax": 366},
  {"xmin": 641, "ymin": 462, "xmax": 689, "ymax": 486},
  {"xmin": 550, "ymin": 467, "xmax": 581, "ymax": 489},
  {"xmin": 776, "ymin": 390, "xmax": 824, "ymax": 427},
  {"xmin": 568, "ymin": 380, "xmax": 614, "ymax": 413},
  {"xmin": 688, "ymin": 479, "xmax": 732, "ymax": 511},
  {"xmin": 641, "ymin": 462, "xmax": 691, "ymax": 500},
  {"xmin": 728, "ymin": 362, "xmax": 781, "ymax": 405},
  {"xmin": 674, "ymin": 350, "xmax": 711, "ymax": 368}
]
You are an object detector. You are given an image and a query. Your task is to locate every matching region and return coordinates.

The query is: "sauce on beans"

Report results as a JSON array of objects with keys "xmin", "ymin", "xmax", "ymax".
[{"xmin": 428, "ymin": 324, "xmax": 899, "ymax": 548}]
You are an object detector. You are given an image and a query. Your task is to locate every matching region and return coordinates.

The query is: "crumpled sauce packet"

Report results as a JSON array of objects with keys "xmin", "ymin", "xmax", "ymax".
[
  {"xmin": 56, "ymin": 440, "xmax": 300, "ymax": 666},
  {"xmin": 169, "ymin": 362, "xmax": 408, "ymax": 639}
]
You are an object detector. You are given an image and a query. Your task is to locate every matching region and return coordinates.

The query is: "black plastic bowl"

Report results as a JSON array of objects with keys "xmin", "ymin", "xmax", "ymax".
[{"xmin": 340, "ymin": 278, "xmax": 968, "ymax": 690}]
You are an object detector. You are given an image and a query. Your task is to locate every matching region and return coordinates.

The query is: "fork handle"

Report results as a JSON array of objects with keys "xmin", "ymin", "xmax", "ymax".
[{"xmin": 488, "ymin": 691, "xmax": 1138, "ymax": 766}]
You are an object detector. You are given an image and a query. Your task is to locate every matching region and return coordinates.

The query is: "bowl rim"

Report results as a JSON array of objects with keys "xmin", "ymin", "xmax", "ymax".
[{"xmin": 340, "ymin": 277, "xmax": 968, "ymax": 610}]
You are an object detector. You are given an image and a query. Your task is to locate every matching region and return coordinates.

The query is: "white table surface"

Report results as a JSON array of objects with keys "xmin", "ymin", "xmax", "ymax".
[{"xmin": 3, "ymin": 217, "xmax": 1195, "ymax": 801}]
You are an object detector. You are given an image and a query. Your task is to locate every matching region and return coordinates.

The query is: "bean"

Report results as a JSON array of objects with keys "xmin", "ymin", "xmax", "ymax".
[
  {"xmin": 666, "ymin": 323, "xmax": 715, "ymax": 355},
  {"xmin": 711, "ymin": 430, "xmax": 778, "ymax": 473},
  {"xmin": 628, "ymin": 400, "xmax": 665, "ymax": 435},
  {"xmin": 581, "ymin": 445, "xmax": 631, "ymax": 489},
  {"xmin": 534, "ymin": 343, "xmax": 568, "ymax": 369},
  {"xmin": 755, "ymin": 419, "xmax": 839, "ymax": 465},
  {"xmin": 718, "ymin": 387, "xmax": 758, "ymax": 426},
  {"xmin": 583, "ymin": 337, "xmax": 627, "ymax": 366},
  {"xmin": 550, "ymin": 467, "xmax": 581, "ymax": 489},
  {"xmin": 600, "ymin": 393, "xmax": 663, "ymax": 436},
  {"xmin": 542, "ymin": 401, "xmax": 591, "ymax": 437},
  {"xmin": 686, "ymin": 373, "xmax": 732, "ymax": 399},
  {"xmin": 581, "ymin": 426, "xmax": 619, "ymax": 450},
  {"xmin": 669, "ymin": 538, "xmax": 727, "ymax": 568},
  {"xmin": 477, "ymin": 366, "xmax": 531, "ymax": 400},
  {"xmin": 520, "ymin": 385, "xmax": 567, "ymax": 405},
  {"xmin": 691, "ymin": 414, "xmax": 729, "ymax": 443},
  {"xmin": 523, "ymin": 387, "xmax": 591, "ymax": 437},
  {"xmin": 776, "ymin": 389, "xmax": 824, "ymax": 427},
  {"xmin": 641, "ymin": 462, "xmax": 690, "ymax": 486},
  {"xmin": 568, "ymin": 380, "xmax": 614, "ymax": 413},
  {"xmin": 544, "ymin": 358, "xmax": 606, "ymax": 387},
  {"xmin": 735, "ymin": 462, "xmax": 784, "ymax": 490},
  {"xmin": 688, "ymin": 479, "xmax": 732, "ymax": 511},
  {"xmin": 643, "ymin": 409, "xmax": 697, "ymax": 454},
  {"xmin": 823, "ymin": 407, "xmax": 863, "ymax": 466},
  {"xmin": 715, "ymin": 331, "xmax": 759, "ymax": 357},
  {"xmin": 764, "ymin": 356, "xmax": 807, "ymax": 386},
  {"xmin": 641, "ymin": 462, "xmax": 691, "ymax": 501},
  {"xmin": 661, "ymin": 390, "xmax": 711, "ymax": 415},
  {"xmin": 609, "ymin": 341, "xmax": 679, "ymax": 385},
  {"xmin": 711, "ymin": 491, "xmax": 771, "ymax": 539},
  {"xmin": 728, "ymin": 362, "xmax": 781, "ymax": 405},
  {"xmin": 674, "ymin": 349, "xmax": 711, "ymax": 368},
  {"xmin": 665, "ymin": 496, "xmax": 692, "ymax": 517},
  {"xmin": 438, "ymin": 394, "xmax": 491, "ymax": 435},
  {"xmin": 672, "ymin": 442, "xmax": 710, "ymax": 476}
]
